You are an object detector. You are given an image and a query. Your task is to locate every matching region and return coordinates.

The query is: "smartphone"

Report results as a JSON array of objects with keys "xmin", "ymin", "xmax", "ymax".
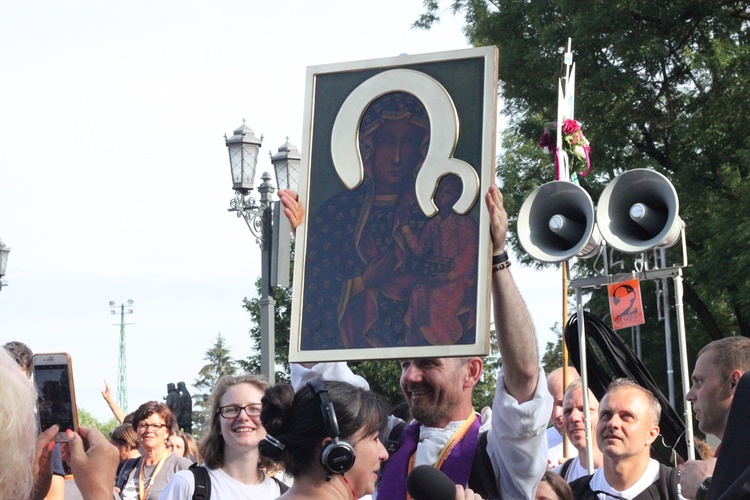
[{"xmin": 32, "ymin": 353, "xmax": 79, "ymax": 441}]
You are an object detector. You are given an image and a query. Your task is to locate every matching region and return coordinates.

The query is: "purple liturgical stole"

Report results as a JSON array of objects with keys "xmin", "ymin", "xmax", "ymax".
[{"xmin": 377, "ymin": 416, "xmax": 481, "ymax": 499}]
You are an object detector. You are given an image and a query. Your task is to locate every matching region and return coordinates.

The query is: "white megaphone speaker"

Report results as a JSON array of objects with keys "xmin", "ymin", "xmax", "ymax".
[
  {"xmin": 597, "ymin": 168, "xmax": 683, "ymax": 253},
  {"xmin": 518, "ymin": 181, "xmax": 602, "ymax": 263}
]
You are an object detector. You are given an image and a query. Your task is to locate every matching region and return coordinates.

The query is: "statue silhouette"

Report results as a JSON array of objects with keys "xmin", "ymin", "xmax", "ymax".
[{"xmin": 177, "ymin": 381, "xmax": 192, "ymax": 433}]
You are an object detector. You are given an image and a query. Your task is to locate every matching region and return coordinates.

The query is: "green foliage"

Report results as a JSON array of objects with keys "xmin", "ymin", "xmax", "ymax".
[
  {"xmin": 238, "ymin": 278, "xmax": 293, "ymax": 385},
  {"xmin": 414, "ymin": 3, "xmax": 750, "ymax": 418},
  {"xmin": 239, "ymin": 240, "xmax": 295, "ymax": 384},
  {"xmin": 418, "ymin": 1, "xmax": 750, "ymax": 342},
  {"xmin": 541, "ymin": 323, "xmax": 563, "ymax": 375},
  {"xmin": 191, "ymin": 334, "xmax": 238, "ymax": 437},
  {"xmin": 472, "ymin": 328, "xmax": 501, "ymax": 410},
  {"xmin": 77, "ymin": 407, "xmax": 119, "ymax": 436},
  {"xmin": 350, "ymin": 360, "xmax": 404, "ymax": 408}
]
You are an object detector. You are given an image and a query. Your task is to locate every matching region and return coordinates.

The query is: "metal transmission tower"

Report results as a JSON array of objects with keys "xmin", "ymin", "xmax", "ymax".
[{"xmin": 109, "ymin": 299, "xmax": 134, "ymax": 412}]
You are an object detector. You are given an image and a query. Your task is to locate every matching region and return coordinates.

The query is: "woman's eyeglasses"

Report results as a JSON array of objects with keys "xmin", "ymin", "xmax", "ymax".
[
  {"xmin": 217, "ymin": 404, "xmax": 262, "ymax": 418},
  {"xmin": 137, "ymin": 423, "xmax": 167, "ymax": 431}
]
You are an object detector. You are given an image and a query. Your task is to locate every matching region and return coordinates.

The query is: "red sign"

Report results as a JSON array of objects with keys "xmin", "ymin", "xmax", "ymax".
[{"xmin": 608, "ymin": 278, "xmax": 645, "ymax": 330}]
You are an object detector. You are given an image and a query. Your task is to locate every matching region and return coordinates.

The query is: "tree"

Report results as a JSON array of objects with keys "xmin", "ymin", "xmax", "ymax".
[
  {"xmin": 472, "ymin": 327, "xmax": 502, "ymax": 410},
  {"xmin": 191, "ymin": 334, "xmax": 238, "ymax": 437},
  {"xmin": 414, "ymin": 2, "xmax": 750, "ymax": 414},
  {"xmin": 238, "ymin": 240, "xmax": 296, "ymax": 383},
  {"xmin": 238, "ymin": 277, "xmax": 293, "ymax": 384},
  {"xmin": 416, "ymin": 1, "xmax": 750, "ymax": 342},
  {"xmin": 77, "ymin": 407, "xmax": 119, "ymax": 436},
  {"xmin": 541, "ymin": 323, "xmax": 563, "ymax": 376}
]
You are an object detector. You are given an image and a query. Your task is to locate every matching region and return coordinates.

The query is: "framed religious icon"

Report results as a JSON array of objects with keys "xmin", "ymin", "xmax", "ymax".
[{"xmin": 289, "ymin": 46, "xmax": 498, "ymax": 362}]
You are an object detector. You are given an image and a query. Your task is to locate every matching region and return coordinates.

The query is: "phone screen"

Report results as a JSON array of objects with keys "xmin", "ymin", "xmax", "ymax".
[{"xmin": 34, "ymin": 363, "xmax": 77, "ymax": 433}]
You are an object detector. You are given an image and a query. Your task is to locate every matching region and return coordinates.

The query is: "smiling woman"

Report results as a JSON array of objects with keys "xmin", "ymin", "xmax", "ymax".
[
  {"xmin": 160, "ymin": 374, "xmax": 289, "ymax": 499},
  {"xmin": 116, "ymin": 401, "xmax": 192, "ymax": 500}
]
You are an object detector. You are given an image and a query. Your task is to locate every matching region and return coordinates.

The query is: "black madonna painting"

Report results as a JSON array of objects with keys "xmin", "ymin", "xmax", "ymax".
[{"xmin": 290, "ymin": 47, "xmax": 498, "ymax": 362}]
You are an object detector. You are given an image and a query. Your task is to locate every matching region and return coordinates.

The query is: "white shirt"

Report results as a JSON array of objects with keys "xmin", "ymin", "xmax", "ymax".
[
  {"xmin": 547, "ymin": 427, "xmax": 564, "ymax": 463},
  {"xmin": 553, "ymin": 455, "xmax": 591, "ymax": 482},
  {"xmin": 587, "ymin": 458, "xmax": 686, "ymax": 499},
  {"xmin": 159, "ymin": 467, "xmax": 282, "ymax": 499}
]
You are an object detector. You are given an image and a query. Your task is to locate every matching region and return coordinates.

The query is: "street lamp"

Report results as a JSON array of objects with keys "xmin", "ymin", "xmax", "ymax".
[
  {"xmin": 0, "ymin": 238, "xmax": 10, "ymax": 291},
  {"xmin": 225, "ymin": 121, "xmax": 300, "ymax": 384}
]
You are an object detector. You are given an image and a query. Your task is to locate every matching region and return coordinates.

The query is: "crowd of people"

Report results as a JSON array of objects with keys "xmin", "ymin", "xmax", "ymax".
[
  {"xmin": 3, "ymin": 94, "xmax": 750, "ymax": 499},
  {"xmin": 4, "ymin": 328, "xmax": 745, "ymax": 500}
]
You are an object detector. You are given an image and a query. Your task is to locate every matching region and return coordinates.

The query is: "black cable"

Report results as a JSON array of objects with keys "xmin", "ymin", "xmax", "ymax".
[{"xmin": 564, "ymin": 311, "xmax": 700, "ymax": 464}]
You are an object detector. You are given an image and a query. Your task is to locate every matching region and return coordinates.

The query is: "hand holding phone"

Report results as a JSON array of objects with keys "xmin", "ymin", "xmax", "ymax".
[
  {"xmin": 32, "ymin": 353, "xmax": 79, "ymax": 442},
  {"xmin": 62, "ymin": 427, "xmax": 120, "ymax": 499}
]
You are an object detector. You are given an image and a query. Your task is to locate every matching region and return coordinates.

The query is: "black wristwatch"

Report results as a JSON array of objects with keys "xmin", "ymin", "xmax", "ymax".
[{"xmin": 695, "ymin": 476, "xmax": 712, "ymax": 500}]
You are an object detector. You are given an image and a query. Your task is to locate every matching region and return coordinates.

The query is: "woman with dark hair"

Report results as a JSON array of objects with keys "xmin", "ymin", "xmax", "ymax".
[
  {"xmin": 161, "ymin": 374, "xmax": 287, "ymax": 498},
  {"xmin": 258, "ymin": 379, "xmax": 389, "ymax": 499},
  {"xmin": 117, "ymin": 401, "xmax": 191, "ymax": 499},
  {"xmin": 535, "ymin": 471, "xmax": 574, "ymax": 500}
]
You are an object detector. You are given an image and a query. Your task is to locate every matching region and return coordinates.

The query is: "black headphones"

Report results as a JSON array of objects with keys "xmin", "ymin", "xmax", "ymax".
[{"xmin": 307, "ymin": 379, "xmax": 356, "ymax": 477}]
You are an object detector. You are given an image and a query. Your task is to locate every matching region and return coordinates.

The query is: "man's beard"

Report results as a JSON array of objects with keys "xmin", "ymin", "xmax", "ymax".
[{"xmin": 410, "ymin": 402, "xmax": 449, "ymax": 427}]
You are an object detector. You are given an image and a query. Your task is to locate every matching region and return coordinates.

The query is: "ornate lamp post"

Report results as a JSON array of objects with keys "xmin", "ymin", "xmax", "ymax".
[
  {"xmin": 225, "ymin": 121, "xmax": 300, "ymax": 383},
  {"xmin": 0, "ymin": 239, "xmax": 10, "ymax": 291}
]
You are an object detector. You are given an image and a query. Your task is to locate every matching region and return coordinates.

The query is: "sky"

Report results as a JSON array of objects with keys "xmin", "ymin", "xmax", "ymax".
[{"xmin": 0, "ymin": 0, "xmax": 562, "ymax": 423}]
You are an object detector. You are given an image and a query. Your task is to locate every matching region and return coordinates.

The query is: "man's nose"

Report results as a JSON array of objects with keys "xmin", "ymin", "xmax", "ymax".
[
  {"xmin": 606, "ymin": 415, "xmax": 621, "ymax": 428},
  {"xmin": 686, "ymin": 386, "xmax": 696, "ymax": 402},
  {"xmin": 402, "ymin": 364, "xmax": 422, "ymax": 383}
]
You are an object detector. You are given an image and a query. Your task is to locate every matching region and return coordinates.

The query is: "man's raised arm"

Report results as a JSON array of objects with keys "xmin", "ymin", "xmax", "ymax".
[{"xmin": 486, "ymin": 185, "xmax": 540, "ymax": 403}]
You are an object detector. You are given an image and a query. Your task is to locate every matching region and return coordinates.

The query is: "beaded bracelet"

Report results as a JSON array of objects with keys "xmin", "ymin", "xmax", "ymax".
[
  {"xmin": 492, "ymin": 261, "xmax": 511, "ymax": 272},
  {"xmin": 492, "ymin": 251, "xmax": 511, "ymax": 272}
]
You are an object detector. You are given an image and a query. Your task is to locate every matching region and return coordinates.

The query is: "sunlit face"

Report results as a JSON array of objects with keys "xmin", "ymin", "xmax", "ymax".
[
  {"xmin": 136, "ymin": 414, "xmax": 169, "ymax": 452},
  {"xmin": 218, "ymin": 383, "xmax": 266, "ymax": 453},
  {"xmin": 368, "ymin": 119, "xmax": 426, "ymax": 194},
  {"xmin": 547, "ymin": 375, "xmax": 566, "ymax": 435},
  {"xmin": 686, "ymin": 351, "xmax": 734, "ymax": 439},
  {"xmin": 167, "ymin": 435, "xmax": 186, "ymax": 457},
  {"xmin": 399, "ymin": 358, "xmax": 468, "ymax": 427},
  {"xmin": 596, "ymin": 387, "xmax": 658, "ymax": 461},
  {"xmin": 562, "ymin": 387, "xmax": 599, "ymax": 452},
  {"xmin": 345, "ymin": 429, "xmax": 389, "ymax": 497}
]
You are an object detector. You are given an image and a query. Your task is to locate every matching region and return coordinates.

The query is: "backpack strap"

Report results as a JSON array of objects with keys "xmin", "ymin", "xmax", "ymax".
[
  {"xmin": 189, "ymin": 463, "xmax": 211, "ymax": 500},
  {"xmin": 115, "ymin": 457, "xmax": 140, "ymax": 493},
  {"xmin": 569, "ymin": 474, "xmax": 596, "ymax": 499},
  {"xmin": 467, "ymin": 431, "xmax": 501, "ymax": 500},
  {"xmin": 560, "ymin": 457, "xmax": 576, "ymax": 481},
  {"xmin": 631, "ymin": 464, "xmax": 681, "ymax": 500},
  {"xmin": 385, "ymin": 420, "xmax": 407, "ymax": 455},
  {"xmin": 661, "ymin": 464, "xmax": 681, "ymax": 500},
  {"xmin": 273, "ymin": 476, "xmax": 290, "ymax": 494}
]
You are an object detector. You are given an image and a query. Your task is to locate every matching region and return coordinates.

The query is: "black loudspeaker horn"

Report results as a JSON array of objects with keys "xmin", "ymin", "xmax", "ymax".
[
  {"xmin": 518, "ymin": 181, "xmax": 601, "ymax": 263},
  {"xmin": 596, "ymin": 169, "xmax": 683, "ymax": 254}
]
